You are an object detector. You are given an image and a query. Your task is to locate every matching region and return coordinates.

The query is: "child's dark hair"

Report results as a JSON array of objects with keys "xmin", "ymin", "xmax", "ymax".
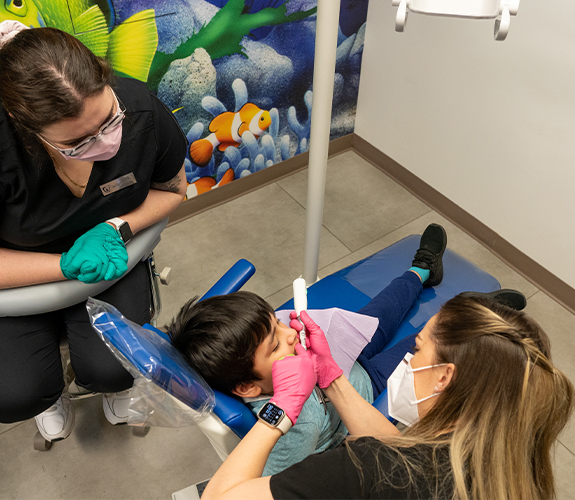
[{"xmin": 167, "ymin": 291, "xmax": 276, "ymax": 394}]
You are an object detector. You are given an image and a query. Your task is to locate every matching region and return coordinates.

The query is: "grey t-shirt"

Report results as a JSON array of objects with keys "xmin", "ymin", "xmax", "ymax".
[{"xmin": 247, "ymin": 361, "xmax": 373, "ymax": 476}]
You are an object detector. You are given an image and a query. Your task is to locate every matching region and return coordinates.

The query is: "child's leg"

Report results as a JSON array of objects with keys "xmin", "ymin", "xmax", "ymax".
[
  {"xmin": 357, "ymin": 271, "xmax": 423, "ymax": 359},
  {"xmin": 359, "ymin": 333, "xmax": 417, "ymax": 399}
]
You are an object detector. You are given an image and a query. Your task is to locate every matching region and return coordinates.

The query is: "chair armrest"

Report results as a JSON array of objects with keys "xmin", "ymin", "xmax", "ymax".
[
  {"xmin": 0, "ymin": 218, "xmax": 168, "ymax": 317},
  {"xmin": 200, "ymin": 259, "xmax": 256, "ymax": 301}
]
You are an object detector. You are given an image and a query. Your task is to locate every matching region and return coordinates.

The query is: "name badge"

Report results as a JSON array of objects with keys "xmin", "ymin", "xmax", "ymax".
[{"xmin": 100, "ymin": 173, "xmax": 137, "ymax": 196}]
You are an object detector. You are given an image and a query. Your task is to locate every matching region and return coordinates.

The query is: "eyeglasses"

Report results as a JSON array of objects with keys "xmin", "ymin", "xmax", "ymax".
[{"xmin": 39, "ymin": 89, "xmax": 125, "ymax": 158}]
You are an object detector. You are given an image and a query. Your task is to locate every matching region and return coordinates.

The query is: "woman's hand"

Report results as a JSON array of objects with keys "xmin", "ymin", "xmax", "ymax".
[
  {"xmin": 270, "ymin": 344, "xmax": 318, "ymax": 425},
  {"xmin": 60, "ymin": 223, "xmax": 128, "ymax": 283},
  {"xmin": 290, "ymin": 310, "xmax": 343, "ymax": 389}
]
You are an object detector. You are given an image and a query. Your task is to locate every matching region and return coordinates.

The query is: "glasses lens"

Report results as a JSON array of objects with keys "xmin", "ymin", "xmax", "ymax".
[{"xmin": 67, "ymin": 136, "xmax": 98, "ymax": 157}]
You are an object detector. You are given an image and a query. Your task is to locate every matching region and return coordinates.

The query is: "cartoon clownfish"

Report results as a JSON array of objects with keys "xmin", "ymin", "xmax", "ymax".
[{"xmin": 190, "ymin": 103, "xmax": 272, "ymax": 167}]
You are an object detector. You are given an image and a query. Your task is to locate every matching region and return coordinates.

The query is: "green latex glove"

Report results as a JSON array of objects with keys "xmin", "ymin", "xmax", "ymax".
[{"xmin": 60, "ymin": 223, "xmax": 128, "ymax": 283}]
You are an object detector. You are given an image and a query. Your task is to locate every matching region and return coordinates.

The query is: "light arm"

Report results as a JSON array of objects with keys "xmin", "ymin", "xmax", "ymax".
[
  {"xmin": 324, "ymin": 375, "xmax": 400, "ymax": 437},
  {"xmin": 201, "ymin": 421, "xmax": 277, "ymax": 500},
  {"xmin": 115, "ymin": 164, "xmax": 186, "ymax": 235}
]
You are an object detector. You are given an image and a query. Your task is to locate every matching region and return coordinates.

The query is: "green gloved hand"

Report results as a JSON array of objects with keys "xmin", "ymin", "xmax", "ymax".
[{"xmin": 60, "ymin": 223, "xmax": 128, "ymax": 284}]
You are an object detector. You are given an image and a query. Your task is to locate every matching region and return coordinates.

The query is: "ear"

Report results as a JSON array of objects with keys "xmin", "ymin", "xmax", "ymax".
[
  {"xmin": 231, "ymin": 381, "xmax": 262, "ymax": 398},
  {"xmin": 434, "ymin": 363, "xmax": 456, "ymax": 393}
]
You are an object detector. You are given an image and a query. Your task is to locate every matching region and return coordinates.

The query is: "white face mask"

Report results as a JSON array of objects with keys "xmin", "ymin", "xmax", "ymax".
[{"xmin": 387, "ymin": 352, "xmax": 445, "ymax": 427}]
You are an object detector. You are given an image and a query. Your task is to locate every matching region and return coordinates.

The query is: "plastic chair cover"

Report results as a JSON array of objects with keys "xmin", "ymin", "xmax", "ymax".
[{"xmin": 87, "ymin": 297, "xmax": 215, "ymax": 428}]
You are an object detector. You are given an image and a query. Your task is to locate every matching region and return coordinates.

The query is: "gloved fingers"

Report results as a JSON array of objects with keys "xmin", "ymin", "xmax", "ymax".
[
  {"xmin": 289, "ymin": 311, "xmax": 298, "ymax": 320},
  {"xmin": 299, "ymin": 310, "xmax": 323, "ymax": 335},
  {"xmin": 60, "ymin": 252, "xmax": 78, "ymax": 280},
  {"xmin": 289, "ymin": 318, "xmax": 304, "ymax": 332},
  {"xmin": 104, "ymin": 257, "xmax": 128, "ymax": 281},
  {"xmin": 78, "ymin": 259, "xmax": 107, "ymax": 283}
]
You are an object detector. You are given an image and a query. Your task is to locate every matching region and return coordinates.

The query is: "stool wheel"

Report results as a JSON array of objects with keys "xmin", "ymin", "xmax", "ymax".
[
  {"xmin": 133, "ymin": 426, "xmax": 150, "ymax": 437},
  {"xmin": 34, "ymin": 431, "xmax": 52, "ymax": 451}
]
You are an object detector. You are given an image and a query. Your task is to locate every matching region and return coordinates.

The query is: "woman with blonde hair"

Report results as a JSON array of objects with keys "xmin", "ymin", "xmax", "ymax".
[{"xmin": 202, "ymin": 294, "xmax": 574, "ymax": 500}]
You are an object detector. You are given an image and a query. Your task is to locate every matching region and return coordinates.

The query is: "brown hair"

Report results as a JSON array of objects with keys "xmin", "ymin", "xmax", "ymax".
[
  {"xmin": 351, "ymin": 295, "xmax": 574, "ymax": 500},
  {"xmin": 0, "ymin": 27, "xmax": 113, "ymax": 135}
]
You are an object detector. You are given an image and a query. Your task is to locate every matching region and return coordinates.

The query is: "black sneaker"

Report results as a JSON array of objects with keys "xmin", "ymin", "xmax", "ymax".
[
  {"xmin": 460, "ymin": 289, "xmax": 527, "ymax": 311},
  {"xmin": 412, "ymin": 223, "xmax": 447, "ymax": 287}
]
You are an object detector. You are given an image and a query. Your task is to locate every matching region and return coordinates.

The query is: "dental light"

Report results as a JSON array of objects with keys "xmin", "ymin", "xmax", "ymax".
[{"xmin": 392, "ymin": 0, "xmax": 520, "ymax": 40}]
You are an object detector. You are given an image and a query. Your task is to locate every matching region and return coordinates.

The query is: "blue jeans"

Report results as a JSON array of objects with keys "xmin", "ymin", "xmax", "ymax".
[{"xmin": 356, "ymin": 271, "xmax": 422, "ymax": 399}]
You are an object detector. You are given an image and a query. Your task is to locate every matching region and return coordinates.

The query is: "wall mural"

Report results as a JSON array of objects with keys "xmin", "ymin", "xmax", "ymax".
[{"xmin": 1, "ymin": 0, "xmax": 368, "ymax": 198}]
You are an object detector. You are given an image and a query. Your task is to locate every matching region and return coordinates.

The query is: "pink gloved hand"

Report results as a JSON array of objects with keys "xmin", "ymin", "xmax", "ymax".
[
  {"xmin": 294, "ymin": 310, "xmax": 343, "ymax": 389},
  {"xmin": 270, "ymin": 343, "xmax": 318, "ymax": 425}
]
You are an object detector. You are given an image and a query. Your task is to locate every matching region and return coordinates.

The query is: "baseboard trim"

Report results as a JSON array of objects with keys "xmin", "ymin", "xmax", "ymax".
[
  {"xmin": 351, "ymin": 134, "xmax": 575, "ymax": 315},
  {"xmin": 168, "ymin": 134, "xmax": 354, "ymax": 225}
]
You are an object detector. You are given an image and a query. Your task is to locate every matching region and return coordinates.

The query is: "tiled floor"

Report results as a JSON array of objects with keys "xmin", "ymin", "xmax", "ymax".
[{"xmin": 1, "ymin": 151, "xmax": 573, "ymax": 499}]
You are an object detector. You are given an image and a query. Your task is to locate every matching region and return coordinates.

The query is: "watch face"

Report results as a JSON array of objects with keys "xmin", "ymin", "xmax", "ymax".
[
  {"xmin": 259, "ymin": 402, "xmax": 285, "ymax": 426},
  {"xmin": 118, "ymin": 222, "xmax": 133, "ymax": 243}
]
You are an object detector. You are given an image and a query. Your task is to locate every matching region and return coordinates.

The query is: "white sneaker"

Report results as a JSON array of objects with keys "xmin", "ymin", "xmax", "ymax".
[
  {"xmin": 103, "ymin": 389, "xmax": 132, "ymax": 425},
  {"xmin": 35, "ymin": 392, "xmax": 75, "ymax": 442}
]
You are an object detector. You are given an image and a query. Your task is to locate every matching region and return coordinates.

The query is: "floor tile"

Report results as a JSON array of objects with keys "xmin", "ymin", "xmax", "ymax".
[
  {"xmin": 0, "ymin": 421, "xmax": 23, "ymax": 436},
  {"xmin": 277, "ymin": 151, "xmax": 431, "ymax": 251},
  {"xmin": 0, "ymin": 396, "xmax": 222, "ymax": 500},
  {"xmin": 154, "ymin": 182, "xmax": 349, "ymax": 328},
  {"xmin": 554, "ymin": 442, "xmax": 575, "ymax": 500}
]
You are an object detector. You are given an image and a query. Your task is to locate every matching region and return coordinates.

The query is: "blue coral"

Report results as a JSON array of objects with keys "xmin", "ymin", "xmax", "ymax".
[{"xmin": 285, "ymin": 89, "xmax": 312, "ymax": 156}]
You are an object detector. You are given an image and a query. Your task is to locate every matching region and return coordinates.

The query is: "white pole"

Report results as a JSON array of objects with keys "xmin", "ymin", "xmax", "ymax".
[{"xmin": 302, "ymin": 0, "xmax": 341, "ymax": 284}]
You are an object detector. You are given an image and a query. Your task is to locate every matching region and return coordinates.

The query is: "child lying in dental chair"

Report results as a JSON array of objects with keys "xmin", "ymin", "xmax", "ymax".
[{"xmin": 167, "ymin": 224, "xmax": 525, "ymax": 475}]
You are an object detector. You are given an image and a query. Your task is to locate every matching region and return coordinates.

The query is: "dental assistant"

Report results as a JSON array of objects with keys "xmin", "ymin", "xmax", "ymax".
[
  {"xmin": 0, "ymin": 24, "xmax": 187, "ymax": 440},
  {"xmin": 203, "ymin": 296, "xmax": 574, "ymax": 500}
]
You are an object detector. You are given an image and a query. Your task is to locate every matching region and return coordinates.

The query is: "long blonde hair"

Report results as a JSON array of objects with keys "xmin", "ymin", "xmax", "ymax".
[{"xmin": 353, "ymin": 295, "xmax": 574, "ymax": 500}]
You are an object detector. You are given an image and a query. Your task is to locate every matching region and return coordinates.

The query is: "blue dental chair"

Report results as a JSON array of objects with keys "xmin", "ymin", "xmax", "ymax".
[{"xmin": 89, "ymin": 233, "xmax": 500, "ymax": 461}]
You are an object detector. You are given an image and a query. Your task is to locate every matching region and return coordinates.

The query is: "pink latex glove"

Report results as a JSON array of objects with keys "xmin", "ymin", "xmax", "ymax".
[
  {"xmin": 291, "ymin": 310, "xmax": 343, "ymax": 389},
  {"xmin": 270, "ymin": 343, "xmax": 318, "ymax": 425}
]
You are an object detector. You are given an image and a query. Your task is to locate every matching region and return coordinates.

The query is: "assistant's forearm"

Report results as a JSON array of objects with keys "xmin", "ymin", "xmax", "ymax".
[
  {"xmin": 202, "ymin": 421, "xmax": 278, "ymax": 500},
  {"xmin": 0, "ymin": 248, "xmax": 65, "ymax": 289},
  {"xmin": 117, "ymin": 166, "xmax": 187, "ymax": 235},
  {"xmin": 325, "ymin": 375, "xmax": 400, "ymax": 437}
]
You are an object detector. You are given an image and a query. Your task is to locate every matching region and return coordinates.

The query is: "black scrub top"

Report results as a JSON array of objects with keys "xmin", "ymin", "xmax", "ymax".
[
  {"xmin": 0, "ymin": 77, "xmax": 187, "ymax": 254},
  {"xmin": 270, "ymin": 437, "xmax": 454, "ymax": 499}
]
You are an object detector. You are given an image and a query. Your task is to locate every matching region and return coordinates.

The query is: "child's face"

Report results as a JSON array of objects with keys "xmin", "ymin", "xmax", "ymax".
[{"xmin": 251, "ymin": 315, "xmax": 300, "ymax": 394}]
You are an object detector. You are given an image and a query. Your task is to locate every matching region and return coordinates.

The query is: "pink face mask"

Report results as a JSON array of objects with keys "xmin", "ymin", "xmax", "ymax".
[{"xmin": 58, "ymin": 120, "xmax": 123, "ymax": 162}]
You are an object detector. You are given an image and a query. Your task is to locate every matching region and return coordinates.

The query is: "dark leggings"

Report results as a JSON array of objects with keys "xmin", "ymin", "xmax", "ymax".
[
  {"xmin": 356, "ymin": 271, "xmax": 422, "ymax": 399},
  {"xmin": 0, "ymin": 261, "xmax": 151, "ymax": 423}
]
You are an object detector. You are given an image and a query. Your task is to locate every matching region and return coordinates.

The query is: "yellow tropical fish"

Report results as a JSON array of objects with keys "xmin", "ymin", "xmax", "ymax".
[
  {"xmin": 0, "ymin": 0, "xmax": 158, "ymax": 82},
  {"xmin": 190, "ymin": 103, "xmax": 272, "ymax": 167}
]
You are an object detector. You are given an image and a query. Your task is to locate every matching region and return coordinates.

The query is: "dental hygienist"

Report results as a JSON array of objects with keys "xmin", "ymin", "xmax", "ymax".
[
  {"xmin": 203, "ymin": 296, "xmax": 574, "ymax": 500},
  {"xmin": 0, "ymin": 23, "xmax": 187, "ymax": 442}
]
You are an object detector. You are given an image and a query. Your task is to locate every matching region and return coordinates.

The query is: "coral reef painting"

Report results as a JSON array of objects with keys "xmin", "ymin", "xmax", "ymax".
[{"xmin": 1, "ymin": 0, "xmax": 369, "ymax": 198}]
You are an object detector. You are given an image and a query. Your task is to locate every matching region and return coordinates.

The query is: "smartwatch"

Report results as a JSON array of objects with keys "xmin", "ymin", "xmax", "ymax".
[
  {"xmin": 257, "ymin": 402, "xmax": 292, "ymax": 435},
  {"xmin": 106, "ymin": 217, "xmax": 133, "ymax": 244}
]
